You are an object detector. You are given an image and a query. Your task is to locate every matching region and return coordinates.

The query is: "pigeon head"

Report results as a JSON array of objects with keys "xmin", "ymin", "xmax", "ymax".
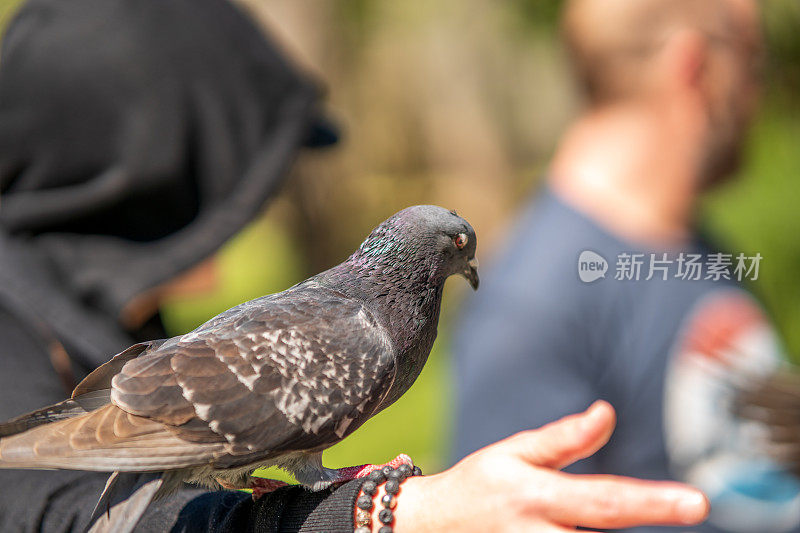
[{"xmin": 352, "ymin": 205, "xmax": 479, "ymax": 290}]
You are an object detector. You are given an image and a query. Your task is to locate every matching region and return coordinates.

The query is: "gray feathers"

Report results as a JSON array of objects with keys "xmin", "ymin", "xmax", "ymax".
[{"xmin": 0, "ymin": 285, "xmax": 395, "ymax": 472}]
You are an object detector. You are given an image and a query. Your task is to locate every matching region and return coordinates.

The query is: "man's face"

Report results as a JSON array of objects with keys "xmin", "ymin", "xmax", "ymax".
[{"xmin": 698, "ymin": 0, "xmax": 763, "ymax": 188}]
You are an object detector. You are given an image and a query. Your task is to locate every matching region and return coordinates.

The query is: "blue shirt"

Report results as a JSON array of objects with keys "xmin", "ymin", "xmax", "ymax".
[{"xmin": 452, "ymin": 188, "xmax": 799, "ymax": 532}]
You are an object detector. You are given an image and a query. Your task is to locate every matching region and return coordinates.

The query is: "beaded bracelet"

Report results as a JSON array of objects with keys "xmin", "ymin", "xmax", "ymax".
[{"xmin": 354, "ymin": 463, "xmax": 423, "ymax": 533}]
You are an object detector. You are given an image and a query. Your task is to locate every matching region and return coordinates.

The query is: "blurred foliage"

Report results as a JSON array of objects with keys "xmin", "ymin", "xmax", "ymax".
[
  {"xmin": 0, "ymin": 0, "xmax": 799, "ymax": 477},
  {"xmin": 702, "ymin": 105, "xmax": 800, "ymax": 357},
  {"xmin": 0, "ymin": 0, "xmax": 20, "ymax": 34},
  {"xmin": 762, "ymin": 0, "xmax": 800, "ymax": 101},
  {"xmin": 513, "ymin": 0, "xmax": 563, "ymax": 32}
]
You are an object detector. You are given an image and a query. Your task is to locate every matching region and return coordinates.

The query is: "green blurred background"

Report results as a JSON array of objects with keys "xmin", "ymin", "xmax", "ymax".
[{"xmin": 1, "ymin": 0, "xmax": 799, "ymax": 478}]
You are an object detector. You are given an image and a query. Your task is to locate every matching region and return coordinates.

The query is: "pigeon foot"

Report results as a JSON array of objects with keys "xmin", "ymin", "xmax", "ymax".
[
  {"xmin": 218, "ymin": 477, "xmax": 289, "ymax": 500},
  {"xmin": 248, "ymin": 477, "xmax": 289, "ymax": 499},
  {"xmin": 330, "ymin": 453, "xmax": 414, "ymax": 483}
]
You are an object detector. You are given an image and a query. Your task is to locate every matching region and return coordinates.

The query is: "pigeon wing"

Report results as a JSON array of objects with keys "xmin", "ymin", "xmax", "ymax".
[
  {"xmin": 1, "ymin": 286, "xmax": 396, "ymax": 472},
  {"xmin": 112, "ymin": 285, "xmax": 397, "ymax": 467}
]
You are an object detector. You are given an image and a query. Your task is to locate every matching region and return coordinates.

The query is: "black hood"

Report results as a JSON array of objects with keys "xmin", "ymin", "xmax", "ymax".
[{"xmin": 0, "ymin": 0, "xmax": 328, "ymax": 322}]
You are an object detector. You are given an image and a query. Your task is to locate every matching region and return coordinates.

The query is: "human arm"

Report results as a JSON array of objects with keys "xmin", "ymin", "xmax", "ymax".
[{"xmin": 370, "ymin": 401, "xmax": 709, "ymax": 532}]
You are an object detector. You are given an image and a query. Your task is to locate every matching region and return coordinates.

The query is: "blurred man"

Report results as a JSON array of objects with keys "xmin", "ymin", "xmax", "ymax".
[{"xmin": 453, "ymin": 0, "xmax": 800, "ymax": 531}]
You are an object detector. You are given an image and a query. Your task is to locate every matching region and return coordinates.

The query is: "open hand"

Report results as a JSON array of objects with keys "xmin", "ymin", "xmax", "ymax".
[{"xmin": 388, "ymin": 401, "xmax": 709, "ymax": 532}]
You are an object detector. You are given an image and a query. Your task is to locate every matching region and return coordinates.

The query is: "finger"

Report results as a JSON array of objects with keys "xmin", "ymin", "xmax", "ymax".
[
  {"xmin": 504, "ymin": 400, "xmax": 616, "ymax": 469},
  {"xmin": 532, "ymin": 524, "xmax": 601, "ymax": 533},
  {"xmin": 530, "ymin": 524, "xmax": 581, "ymax": 533},
  {"xmin": 544, "ymin": 474, "xmax": 710, "ymax": 529}
]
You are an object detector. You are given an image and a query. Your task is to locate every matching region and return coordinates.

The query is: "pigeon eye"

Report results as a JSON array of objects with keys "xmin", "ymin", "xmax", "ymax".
[{"xmin": 454, "ymin": 233, "xmax": 468, "ymax": 250}]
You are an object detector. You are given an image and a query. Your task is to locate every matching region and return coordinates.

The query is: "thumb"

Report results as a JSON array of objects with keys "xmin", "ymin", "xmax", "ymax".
[{"xmin": 503, "ymin": 400, "xmax": 616, "ymax": 470}]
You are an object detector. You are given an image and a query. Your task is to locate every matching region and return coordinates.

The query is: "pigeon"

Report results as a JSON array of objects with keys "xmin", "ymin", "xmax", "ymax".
[{"xmin": 0, "ymin": 204, "xmax": 478, "ymax": 532}]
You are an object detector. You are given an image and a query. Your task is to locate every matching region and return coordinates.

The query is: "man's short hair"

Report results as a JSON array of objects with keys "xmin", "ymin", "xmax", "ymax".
[{"xmin": 561, "ymin": 0, "xmax": 735, "ymax": 105}]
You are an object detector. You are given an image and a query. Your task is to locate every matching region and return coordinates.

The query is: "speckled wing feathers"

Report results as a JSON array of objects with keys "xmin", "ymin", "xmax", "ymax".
[
  {"xmin": 110, "ymin": 285, "xmax": 396, "ymax": 465},
  {"xmin": 0, "ymin": 404, "xmax": 226, "ymax": 470},
  {"xmin": 0, "ymin": 284, "xmax": 396, "ymax": 472}
]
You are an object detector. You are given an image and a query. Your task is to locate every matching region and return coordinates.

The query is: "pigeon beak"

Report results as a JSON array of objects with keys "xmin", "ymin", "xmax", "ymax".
[{"xmin": 463, "ymin": 257, "xmax": 479, "ymax": 290}]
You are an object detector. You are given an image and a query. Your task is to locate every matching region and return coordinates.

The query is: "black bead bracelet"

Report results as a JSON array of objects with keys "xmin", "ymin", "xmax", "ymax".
[{"xmin": 354, "ymin": 463, "xmax": 422, "ymax": 533}]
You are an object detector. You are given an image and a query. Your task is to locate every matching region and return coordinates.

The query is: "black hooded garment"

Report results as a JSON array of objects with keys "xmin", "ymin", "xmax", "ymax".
[{"xmin": 0, "ymin": 0, "xmax": 363, "ymax": 531}]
